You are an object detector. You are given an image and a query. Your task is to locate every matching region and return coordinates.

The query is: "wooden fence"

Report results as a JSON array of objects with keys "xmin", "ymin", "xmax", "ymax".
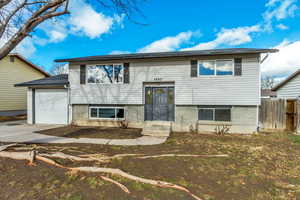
[
  {"xmin": 259, "ymin": 98, "xmax": 300, "ymax": 132},
  {"xmin": 259, "ymin": 99, "xmax": 287, "ymax": 130}
]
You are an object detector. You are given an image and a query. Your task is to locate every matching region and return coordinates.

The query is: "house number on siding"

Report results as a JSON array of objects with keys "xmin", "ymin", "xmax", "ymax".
[{"xmin": 154, "ymin": 77, "xmax": 162, "ymax": 81}]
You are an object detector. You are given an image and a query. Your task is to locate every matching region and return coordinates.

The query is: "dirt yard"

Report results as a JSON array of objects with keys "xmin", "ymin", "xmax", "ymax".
[
  {"xmin": 0, "ymin": 131, "xmax": 300, "ymax": 200},
  {"xmin": 37, "ymin": 126, "xmax": 142, "ymax": 139}
]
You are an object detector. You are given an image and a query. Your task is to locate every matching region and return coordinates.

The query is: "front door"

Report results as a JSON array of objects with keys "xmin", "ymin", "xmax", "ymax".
[{"xmin": 145, "ymin": 87, "xmax": 174, "ymax": 121}]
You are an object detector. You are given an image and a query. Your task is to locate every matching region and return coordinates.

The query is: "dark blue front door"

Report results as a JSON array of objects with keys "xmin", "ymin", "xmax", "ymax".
[{"xmin": 145, "ymin": 87, "xmax": 174, "ymax": 121}]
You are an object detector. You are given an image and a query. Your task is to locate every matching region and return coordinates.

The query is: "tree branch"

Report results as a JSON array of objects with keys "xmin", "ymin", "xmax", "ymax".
[
  {"xmin": 0, "ymin": 0, "xmax": 69, "ymax": 59},
  {"xmin": 0, "ymin": 0, "xmax": 12, "ymax": 9}
]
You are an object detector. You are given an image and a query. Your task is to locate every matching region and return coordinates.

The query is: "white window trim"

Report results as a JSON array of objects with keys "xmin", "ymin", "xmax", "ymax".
[
  {"xmin": 86, "ymin": 64, "xmax": 124, "ymax": 85},
  {"xmin": 197, "ymin": 59, "xmax": 234, "ymax": 77},
  {"xmin": 89, "ymin": 106, "xmax": 125, "ymax": 120},
  {"xmin": 198, "ymin": 107, "xmax": 232, "ymax": 122}
]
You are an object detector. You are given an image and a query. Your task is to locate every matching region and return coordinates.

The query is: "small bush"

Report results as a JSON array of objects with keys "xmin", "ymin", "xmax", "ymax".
[{"xmin": 215, "ymin": 125, "xmax": 231, "ymax": 136}]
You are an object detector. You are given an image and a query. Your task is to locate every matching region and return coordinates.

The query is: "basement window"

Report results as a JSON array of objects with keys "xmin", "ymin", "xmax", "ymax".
[
  {"xmin": 89, "ymin": 107, "xmax": 125, "ymax": 120},
  {"xmin": 198, "ymin": 106, "xmax": 232, "ymax": 122}
]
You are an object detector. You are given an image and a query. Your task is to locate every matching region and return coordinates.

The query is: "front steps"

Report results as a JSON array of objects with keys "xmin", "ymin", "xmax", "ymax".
[{"xmin": 142, "ymin": 121, "xmax": 171, "ymax": 137}]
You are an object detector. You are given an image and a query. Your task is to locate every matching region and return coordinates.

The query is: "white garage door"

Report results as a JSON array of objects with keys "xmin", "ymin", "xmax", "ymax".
[{"xmin": 35, "ymin": 89, "xmax": 68, "ymax": 124}]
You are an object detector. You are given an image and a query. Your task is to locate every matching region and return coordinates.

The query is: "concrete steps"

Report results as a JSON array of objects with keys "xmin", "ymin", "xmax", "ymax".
[{"xmin": 142, "ymin": 121, "xmax": 171, "ymax": 137}]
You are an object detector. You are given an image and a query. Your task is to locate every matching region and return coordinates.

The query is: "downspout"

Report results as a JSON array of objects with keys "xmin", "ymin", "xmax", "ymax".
[
  {"xmin": 64, "ymin": 84, "xmax": 71, "ymax": 124},
  {"xmin": 257, "ymin": 53, "xmax": 269, "ymax": 132}
]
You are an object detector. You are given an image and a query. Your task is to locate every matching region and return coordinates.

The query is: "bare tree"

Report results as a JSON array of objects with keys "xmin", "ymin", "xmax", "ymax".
[
  {"xmin": 50, "ymin": 63, "xmax": 68, "ymax": 75},
  {"xmin": 0, "ymin": 0, "xmax": 144, "ymax": 60},
  {"xmin": 261, "ymin": 76, "xmax": 275, "ymax": 89}
]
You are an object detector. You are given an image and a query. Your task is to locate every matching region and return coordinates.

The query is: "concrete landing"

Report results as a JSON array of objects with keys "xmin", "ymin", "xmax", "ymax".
[
  {"xmin": 0, "ymin": 122, "xmax": 168, "ymax": 146},
  {"xmin": 142, "ymin": 121, "xmax": 171, "ymax": 137}
]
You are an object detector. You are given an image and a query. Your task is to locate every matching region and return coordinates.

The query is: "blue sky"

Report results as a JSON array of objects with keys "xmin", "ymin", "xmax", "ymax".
[{"xmin": 15, "ymin": 0, "xmax": 300, "ymax": 79}]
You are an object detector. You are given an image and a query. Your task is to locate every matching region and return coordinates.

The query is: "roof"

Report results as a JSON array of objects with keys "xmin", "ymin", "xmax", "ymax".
[
  {"xmin": 261, "ymin": 89, "xmax": 277, "ymax": 97},
  {"xmin": 15, "ymin": 74, "xmax": 68, "ymax": 87},
  {"xmin": 272, "ymin": 69, "xmax": 300, "ymax": 91},
  {"xmin": 55, "ymin": 48, "xmax": 279, "ymax": 63},
  {"xmin": 9, "ymin": 53, "xmax": 50, "ymax": 77}
]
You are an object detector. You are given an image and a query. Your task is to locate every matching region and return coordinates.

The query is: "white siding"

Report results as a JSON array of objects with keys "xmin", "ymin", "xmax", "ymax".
[
  {"xmin": 69, "ymin": 55, "xmax": 260, "ymax": 106},
  {"xmin": 277, "ymin": 74, "xmax": 300, "ymax": 99}
]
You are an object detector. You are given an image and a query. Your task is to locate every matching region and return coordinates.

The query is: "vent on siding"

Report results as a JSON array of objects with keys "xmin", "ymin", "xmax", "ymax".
[{"xmin": 10, "ymin": 56, "xmax": 15, "ymax": 62}]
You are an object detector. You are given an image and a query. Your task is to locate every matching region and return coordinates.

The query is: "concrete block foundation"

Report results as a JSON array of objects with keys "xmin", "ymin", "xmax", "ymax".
[{"xmin": 71, "ymin": 104, "xmax": 258, "ymax": 134}]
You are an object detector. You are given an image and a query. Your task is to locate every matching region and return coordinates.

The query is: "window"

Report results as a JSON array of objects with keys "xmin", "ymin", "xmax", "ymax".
[
  {"xmin": 198, "ymin": 60, "xmax": 233, "ymax": 76},
  {"xmin": 199, "ymin": 61, "xmax": 215, "ymax": 75},
  {"xmin": 87, "ymin": 64, "xmax": 124, "ymax": 84},
  {"xmin": 198, "ymin": 106, "xmax": 231, "ymax": 122},
  {"xmin": 216, "ymin": 60, "xmax": 233, "ymax": 75},
  {"xmin": 89, "ymin": 107, "xmax": 125, "ymax": 120}
]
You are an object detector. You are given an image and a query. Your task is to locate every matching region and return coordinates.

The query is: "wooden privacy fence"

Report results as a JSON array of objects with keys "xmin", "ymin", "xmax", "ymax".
[{"xmin": 259, "ymin": 98, "xmax": 300, "ymax": 132}]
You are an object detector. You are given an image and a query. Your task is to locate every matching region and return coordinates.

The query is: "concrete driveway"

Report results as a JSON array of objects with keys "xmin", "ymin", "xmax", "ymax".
[{"xmin": 0, "ymin": 121, "xmax": 167, "ymax": 145}]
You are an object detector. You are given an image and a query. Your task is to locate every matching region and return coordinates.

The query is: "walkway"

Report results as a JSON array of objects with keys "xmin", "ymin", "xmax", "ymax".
[{"xmin": 0, "ymin": 122, "xmax": 167, "ymax": 146}]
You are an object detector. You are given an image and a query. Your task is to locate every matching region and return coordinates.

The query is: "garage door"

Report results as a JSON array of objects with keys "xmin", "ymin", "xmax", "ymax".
[{"xmin": 35, "ymin": 89, "xmax": 68, "ymax": 124}]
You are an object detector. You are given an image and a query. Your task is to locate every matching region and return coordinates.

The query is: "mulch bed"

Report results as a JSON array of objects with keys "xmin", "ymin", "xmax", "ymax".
[
  {"xmin": 36, "ymin": 125, "xmax": 143, "ymax": 139},
  {"xmin": 0, "ymin": 115, "xmax": 26, "ymax": 122}
]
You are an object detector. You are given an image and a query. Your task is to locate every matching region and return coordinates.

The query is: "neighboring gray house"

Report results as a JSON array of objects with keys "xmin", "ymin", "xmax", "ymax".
[
  {"xmin": 272, "ymin": 69, "xmax": 300, "ymax": 99},
  {"xmin": 16, "ymin": 48, "xmax": 277, "ymax": 134}
]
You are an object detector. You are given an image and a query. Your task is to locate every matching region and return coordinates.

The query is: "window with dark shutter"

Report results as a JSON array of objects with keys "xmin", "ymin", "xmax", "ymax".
[
  {"xmin": 191, "ymin": 60, "xmax": 198, "ymax": 77},
  {"xmin": 234, "ymin": 58, "xmax": 242, "ymax": 76},
  {"xmin": 124, "ymin": 63, "xmax": 130, "ymax": 84},
  {"xmin": 80, "ymin": 65, "xmax": 86, "ymax": 84}
]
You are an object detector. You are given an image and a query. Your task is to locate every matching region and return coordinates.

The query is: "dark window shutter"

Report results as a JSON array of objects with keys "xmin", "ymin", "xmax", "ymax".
[
  {"xmin": 191, "ymin": 60, "xmax": 198, "ymax": 77},
  {"xmin": 234, "ymin": 58, "xmax": 242, "ymax": 76},
  {"xmin": 80, "ymin": 64, "xmax": 86, "ymax": 84},
  {"xmin": 124, "ymin": 63, "xmax": 130, "ymax": 84}
]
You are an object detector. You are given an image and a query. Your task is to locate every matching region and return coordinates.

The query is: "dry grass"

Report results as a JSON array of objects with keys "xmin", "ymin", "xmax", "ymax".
[{"xmin": 0, "ymin": 131, "xmax": 300, "ymax": 200}]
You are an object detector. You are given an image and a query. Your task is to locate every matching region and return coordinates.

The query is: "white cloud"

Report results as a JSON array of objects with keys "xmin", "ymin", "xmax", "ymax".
[
  {"xmin": 261, "ymin": 39, "xmax": 300, "ymax": 77},
  {"xmin": 276, "ymin": 23, "xmax": 289, "ymax": 30},
  {"xmin": 263, "ymin": 0, "xmax": 298, "ymax": 31},
  {"xmin": 34, "ymin": 0, "xmax": 123, "ymax": 45},
  {"xmin": 69, "ymin": 0, "xmax": 114, "ymax": 38},
  {"xmin": 182, "ymin": 25, "xmax": 260, "ymax": 51},
  {"xmin": 15, "ymin": 38, "xmax": 36, "ymax": 57},
  {"xmin": 138, "ymin": 31, "xmax": 197, "ymax": 53}
]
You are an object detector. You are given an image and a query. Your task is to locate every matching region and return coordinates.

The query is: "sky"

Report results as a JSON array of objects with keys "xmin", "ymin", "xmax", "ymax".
[{"xmin": 13, "ymin": 0, "xmax": 300, "ymax": 80}]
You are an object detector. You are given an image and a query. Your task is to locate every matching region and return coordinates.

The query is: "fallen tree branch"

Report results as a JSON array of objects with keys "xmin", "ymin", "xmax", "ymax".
[
  {"xmin": 138, "ymin": 154, "xmax": 229, "ymax": 159},
  {"xmin": 0, "ymin": 151, "xmax": 203, "ymax": 200},
  {"xmin": 69, "ymin": 167, "xmax": 202, "ymax": 200},
  {"xmin": 0, "ymin": 143, "xmax": 18, "ymax": 151},
  {"xmin": 39, "ymin": 152, "xmax": 108, "ymax": 163},
  {"xmin": 80, "ymin": 153, "xmax": 145, "ymax": 160},
  {"xmin": 100, "ymin": 176, "xmax": 130, "ymax": 194}
]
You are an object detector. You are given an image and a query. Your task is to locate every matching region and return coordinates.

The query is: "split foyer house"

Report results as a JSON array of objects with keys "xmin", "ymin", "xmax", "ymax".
[
  {"xmin": 16, "ymin": 48, "xmax": 278, "ymax": 134},
  {"xmin": 0, "ymin": 54, "xmax": 49, "ymax": 114}
]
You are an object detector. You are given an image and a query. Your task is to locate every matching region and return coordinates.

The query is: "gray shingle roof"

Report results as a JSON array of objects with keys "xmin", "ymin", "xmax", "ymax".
[
  {"xmin": 55, "ymin": 48, "xmax": 278, "ymax": 63},
  {"xmin": 15, "ymin": 74, "xmax": 68, "ymax": 87}
]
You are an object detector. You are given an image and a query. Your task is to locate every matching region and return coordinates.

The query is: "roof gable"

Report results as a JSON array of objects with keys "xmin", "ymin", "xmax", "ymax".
[
  {"xmin": 272, "ymin": 69, "xmax": 300, "ymax": 91},
  {"xmin": 9, "ymin": 53, "xmax": 50, "ymax": 77}
]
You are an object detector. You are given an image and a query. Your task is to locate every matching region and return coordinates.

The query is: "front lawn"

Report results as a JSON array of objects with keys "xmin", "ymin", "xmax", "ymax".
[{"xmin": 0, "ymin": 131, "xmax": 300, "ymax": 200}]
